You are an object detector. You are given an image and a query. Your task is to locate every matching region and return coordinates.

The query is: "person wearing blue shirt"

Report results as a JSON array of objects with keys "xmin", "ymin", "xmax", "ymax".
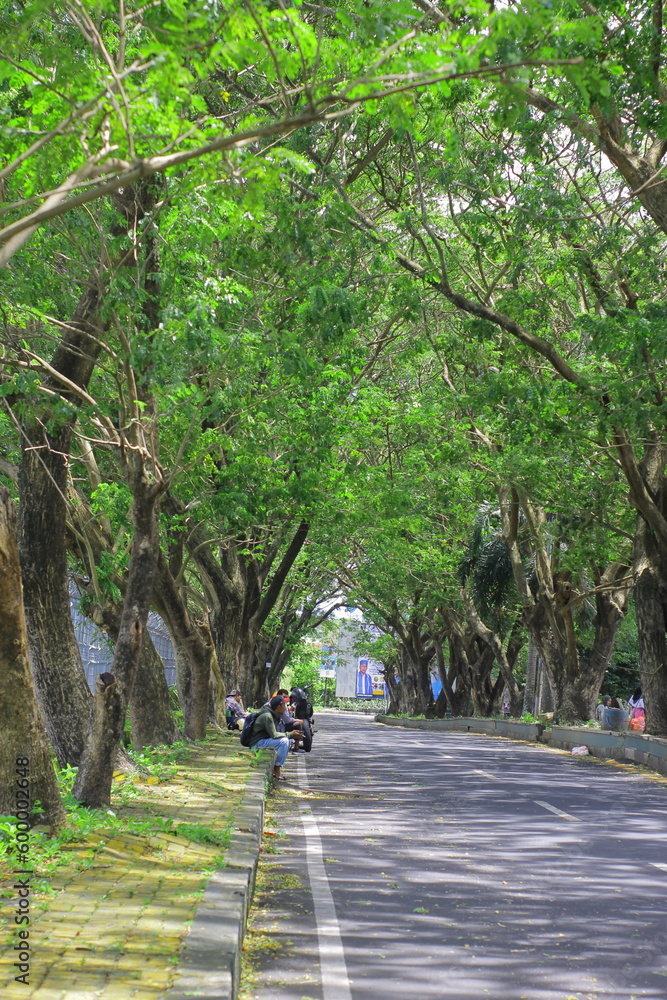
[{"xmin": 356, "ymin": 661, "xmax": 374, "ymax": 698}]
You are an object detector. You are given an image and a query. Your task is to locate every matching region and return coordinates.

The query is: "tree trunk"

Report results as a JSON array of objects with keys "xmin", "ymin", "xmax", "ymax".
[
  {"xmin": 130, "ymin": 631, "xmax": 179, "ymax": 750},
  {"xmin": 251, "ymin": 638, "xmax": 269, "ymax": 700},
  {"xmin": 523, "ymin": 642, "xmax": 538, "ymax": 714},
  {"xmin": 153, "ymin": 552, "xmax": 211, "ymax": 739},
  {"xmin": 445, "ymin": 633, "xmax": 473, "ymax": 716},
  {"xmin": 461, "ymin": 588, "xmax": 524, "ymax": 715},
  {"xmin": 524, "ymin": 600, "xmax": 571, "ymax": 718},
  {"xmin": 250, "ymin": 638, "xmax": 275, "ymax": 708},
  {"xmin": 396, "ymin": 646, "xmax": 420, "ymax": 714},
  {"xmin": 91, "ymin": 601, "xmax": 178, "ymax": 751},
  {"xmin": 559, "ymin": 568, "xmax": 630, "ymax": 721},
  {"xmin": 183, "ymin": 516, "xmax": 310, "ymax": 707},
  {"xmin": 634, "ymin": 513, "xmax": 667, "ymax": 736},
  {"xmin": 19, "ymin": 436, "xmax": 92, "ymax": 766},
  {"xmin": 17, "ymin": 282, "xmax": 105, "ymax": 767},
  {"xmin": 208, "ymin": 598, "xmax": 246, "ymax": 696},
  {"xmin": 208, "ymin": 585, "xmax": 277, "ymax": 707},
  {"xmin": 432, "ymin": 638, "xmax": 450, "ymax": 718},
  {"xmin": 73, "ymin": 481, "xmax": 161, "ymax": 807},
  {"xmin": 208, "ymin": 643, "xmax": 227, "ymax": 727},
  {"xmin": 0, "ymin": 489, "xmax": 66, "ymax": 829},
  {"xmin": 395, "ymin": 637, "xmax": 434, "ymax": 716},
  {"xmin": 469, "ymin": 644, "xmax": 501, "ymax": 717},
  {"xmin": 252, "ymin": 625, "xmax": 297, "ymax": 706},
  {"xmin": 505, "ymin": 622, "xmax": 525, "ymax": 716},
  {"xmin": 433, "ymin": 688, "xmax": 449, "ymax": 718},
  {"xmin": 499, "ymin": 486, "xmax": 604, "ymax": 723},
  {"xmin": 173, "ymin": 641, "xmax": 192, "ymax": 718}
]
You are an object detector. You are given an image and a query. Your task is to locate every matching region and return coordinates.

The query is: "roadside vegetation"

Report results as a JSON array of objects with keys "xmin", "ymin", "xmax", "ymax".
[
  {"xmin": 0, "ymin": 732, "xmax": 246, "ymax": 907},
  {"xmin": 1, "ymin": 1, "xmax": 666, "ymax": 831}
]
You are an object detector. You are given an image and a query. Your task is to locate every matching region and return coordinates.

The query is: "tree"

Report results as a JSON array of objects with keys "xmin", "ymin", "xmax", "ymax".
[
  {"xmin": 4, "ymin": 0, "xmax": 663, "ymax": 772},
  {"xmin": 498, "ymin": 486, "xmax": 630, "ymax": 721},
  {"xmin": 0, "ymin": 0, "xmax": 571, "ymax": 264},
  {"xmin": 323, "ymin": 18, "xmax": 667, "ymax": 726},
  {"xmin": 0, "ymin": 489, "xmax": 65, "ymax": 828}
]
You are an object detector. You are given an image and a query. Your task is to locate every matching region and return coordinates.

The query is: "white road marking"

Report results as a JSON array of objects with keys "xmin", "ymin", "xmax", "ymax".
[
  {"xmin": 474, "ymin": 769, "xmax": 499, "ymax": 780},
  {"xmin": 651, "ymin": 863, "xmax": 667, "ymax": 873},
  {"xmin": 533, "ymin": 799, "xmax": 579, "ymax": 821},
  {"xmin": 297, "ymin": 758, "xmax": 352, "ymax": 1000}
]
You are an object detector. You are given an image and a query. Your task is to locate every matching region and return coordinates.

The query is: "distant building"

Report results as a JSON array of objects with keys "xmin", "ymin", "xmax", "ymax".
[{"xmin": 319, "ymin": 621, "xmax": 385, "ymax": 699}]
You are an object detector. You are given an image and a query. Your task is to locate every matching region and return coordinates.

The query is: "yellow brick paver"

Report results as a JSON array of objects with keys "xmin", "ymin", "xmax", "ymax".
[{"xmin": 1, "ymin": 731, "xmax": 259, "ymax": 999}]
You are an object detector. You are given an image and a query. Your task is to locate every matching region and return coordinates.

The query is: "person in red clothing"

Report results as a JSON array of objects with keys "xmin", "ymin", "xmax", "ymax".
[{"xmin": 628, "ymin": 686, "xmax": 645, "ymax": 731}]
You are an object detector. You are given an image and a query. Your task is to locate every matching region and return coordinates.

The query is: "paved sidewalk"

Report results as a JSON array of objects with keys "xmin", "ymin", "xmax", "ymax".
[{"xmin": 1, "ymin": 734, "xmax": 273, "ymax": 1000}]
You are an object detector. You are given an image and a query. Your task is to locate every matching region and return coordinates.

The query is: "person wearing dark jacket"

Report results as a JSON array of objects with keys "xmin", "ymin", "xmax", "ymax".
[
  {"xmin": 264, "ymin": 694, "xmax": 306, "ymax": 751},
  {"xmin": 290, "ymin": 685, "xmax": 313, "ymax": 723},
  {"xmin": 250, "ymin": 696, "xmax": 290, "ymax": 779}
]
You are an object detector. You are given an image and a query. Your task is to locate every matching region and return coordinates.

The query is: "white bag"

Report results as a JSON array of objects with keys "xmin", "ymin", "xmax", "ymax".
[{"xmin": 571, "ymin": 745, "xmax": 589, "ymax": 756}]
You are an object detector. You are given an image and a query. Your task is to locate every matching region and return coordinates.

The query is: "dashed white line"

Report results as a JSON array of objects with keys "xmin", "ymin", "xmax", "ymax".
[
  {"xmin": 651, "ymin": 863, "xmax": 667, "ymax": 873},
  {"xmin": 533, "ymin": 799, "xmax": 579, "ymax": 821},
  {"xmin": 297, "ymin": 758, "xmax": 352, "ymax": 1000}
]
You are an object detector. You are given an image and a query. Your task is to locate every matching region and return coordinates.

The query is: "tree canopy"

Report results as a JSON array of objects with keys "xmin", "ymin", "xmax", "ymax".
[{"xmin": 1, "ymin": 0, "xmax": 666, "ymax": 819}]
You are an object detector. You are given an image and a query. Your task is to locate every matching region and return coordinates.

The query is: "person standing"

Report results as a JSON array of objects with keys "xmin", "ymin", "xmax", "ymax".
[{"xmin": 628, "ymin": 686, "xmax": 646, "ymax": 731}]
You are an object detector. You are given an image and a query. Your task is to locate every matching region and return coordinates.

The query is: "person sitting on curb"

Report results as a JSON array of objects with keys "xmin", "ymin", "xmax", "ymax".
[
  {"xmin": 267, "ymin": 689, "xmax": 306, "ymax": 752},
  {"xmin": 595, "ymin": 695, "xmax": 612, "ymax": 726},
  {"xmin": 250, "ymin": 695, "xmax": 291, "ymax": 780},
  {"xmin": 225, "ymin": 689, "xmax": 248, "ymax": 730}
]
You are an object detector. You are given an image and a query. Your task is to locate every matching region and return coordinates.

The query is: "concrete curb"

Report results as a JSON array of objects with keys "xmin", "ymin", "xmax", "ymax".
[
  {"xmin": 549, "ymin": 725, "xmax": 667, "ymax": 774},
  {"xmin": 374, "ymin": 714, "xmax": 542, "ymax": 741},
  {"xmin": 164, "ymin": 755, "xmax": 273, "ymax": 1000},
  {"xmin": 375, "ymin": 714, "xmax": 667, "ymax": 775}
]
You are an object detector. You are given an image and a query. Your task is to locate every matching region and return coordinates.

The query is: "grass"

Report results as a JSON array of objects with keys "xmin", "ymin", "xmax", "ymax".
[{"xmin": 0, "ymin": 730, "xmax": 246, "ymax": 901}]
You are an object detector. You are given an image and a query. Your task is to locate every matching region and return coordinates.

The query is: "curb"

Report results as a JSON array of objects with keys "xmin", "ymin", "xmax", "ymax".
[
  {"xmin": 164, "ymin": 755, "xmax": 273, "ymax": 1000},
  {"xmin": 549, "ymin": 725, "xmax": 667, "ymax": 775},
  {"xmin": 375, "ymin": 714, "xmax": 667, "ymax": 776},
  {"xmin": 374, "ymin": 714, "xmax": 543, "ymax": 741}
]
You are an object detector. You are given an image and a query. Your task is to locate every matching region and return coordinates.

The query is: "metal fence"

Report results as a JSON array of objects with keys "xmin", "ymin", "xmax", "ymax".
[{"xmin": 70, "ymin": 585, "xmax": 177, "ymax": 690}]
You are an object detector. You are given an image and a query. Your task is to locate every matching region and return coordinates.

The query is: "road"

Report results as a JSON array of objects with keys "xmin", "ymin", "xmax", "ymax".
[{"xmin": 245, "ymin": 712, "xmax": 667, "ymax": 1000}]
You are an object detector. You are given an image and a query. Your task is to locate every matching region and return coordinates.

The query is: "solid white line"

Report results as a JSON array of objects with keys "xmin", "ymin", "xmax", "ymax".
[
  {"xmin": 651, "ymin": 863, "xmax": 667, "ymax": 873},
  {"xmin": 533, "ymin": 799, "xmax": 579, "ymax": 821},
  {"xmin": 297, "ymin": 758, "xmax": 353, "ymax": 1000}
]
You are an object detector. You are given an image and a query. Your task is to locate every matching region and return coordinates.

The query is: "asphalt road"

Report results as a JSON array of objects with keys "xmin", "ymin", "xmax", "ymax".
[{"xmin": 246, "ymin": 712, "xmax": 667, "ymax": 1000}]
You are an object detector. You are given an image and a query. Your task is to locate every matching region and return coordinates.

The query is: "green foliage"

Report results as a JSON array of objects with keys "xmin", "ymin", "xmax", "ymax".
[
  {"xmin": 459, "ymin": 504, "xmax": 516, "ymax": 628},
  {"xmin": 283, "ymin": 640, "xmax": 321, "ymax": 694},
  {"xmin": 603, "ymin": 607, "xmax": 641, "ymax": 701},
  {"xmin": 314, "ymin": 696, "xmax": 384, "ymax": 712},
  {"xmin": 1, "ymin": 0, "xmax": 664, "ymax": 733},
  {"xmin": 172, "ymin": 823, "xmax": 231, "ymax": 849},
  {"xmin": 0, "ymin": 737, "xmax": 232, "ymax": 898}
]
